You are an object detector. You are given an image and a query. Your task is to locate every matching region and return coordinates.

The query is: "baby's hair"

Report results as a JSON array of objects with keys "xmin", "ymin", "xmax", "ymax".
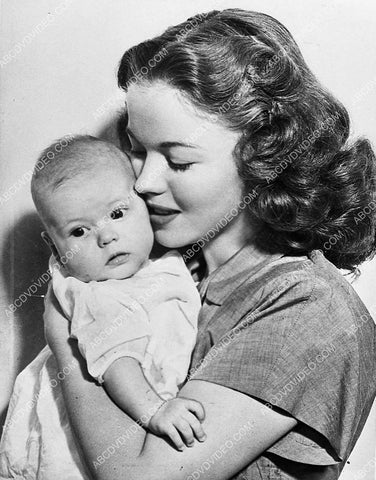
[{"xmin": 31, "ymin": 135, "xmax": 134, "ymax": 221}]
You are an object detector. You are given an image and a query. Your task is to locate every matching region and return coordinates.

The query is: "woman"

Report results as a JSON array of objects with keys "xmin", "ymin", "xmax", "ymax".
[{"xmin": 45, "ymin": 9, "xmax": 376, "ymax": 479}]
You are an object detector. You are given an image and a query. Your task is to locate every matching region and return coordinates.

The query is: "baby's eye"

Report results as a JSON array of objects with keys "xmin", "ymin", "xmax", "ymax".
[
  {"xmin": 110, "ymin": 207, "xmax": 127, "ymax": 220},
  {"xmin": 71, "ymin": 227, "xmax": 88, "ymax": 237}
]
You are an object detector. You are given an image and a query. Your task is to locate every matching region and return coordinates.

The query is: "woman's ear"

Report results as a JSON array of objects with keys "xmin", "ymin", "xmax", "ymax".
[{"xmin": 41, "ymin": 231, "xmax": 60, "ymax": 260}]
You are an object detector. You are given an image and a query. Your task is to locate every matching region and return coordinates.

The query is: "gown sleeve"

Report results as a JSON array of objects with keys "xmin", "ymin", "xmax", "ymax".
[{"xmin": 50, "ymin": 258, "xmax": 151, "ymax": 384}]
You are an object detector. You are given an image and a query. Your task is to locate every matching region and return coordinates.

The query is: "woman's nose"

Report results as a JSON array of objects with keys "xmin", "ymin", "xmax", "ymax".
[
  {"xmin": 97, "ymin": 226, "xmax": 119, "ymax": 247},
  {"xmin": 134, "ymin": 156, "xmax": 167, "ymax": 195}
]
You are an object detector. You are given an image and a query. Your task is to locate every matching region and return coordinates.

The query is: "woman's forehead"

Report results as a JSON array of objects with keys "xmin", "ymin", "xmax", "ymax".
[{"xmin": 126, "ymin": 82, "xmax": 237, "ymax": 148}]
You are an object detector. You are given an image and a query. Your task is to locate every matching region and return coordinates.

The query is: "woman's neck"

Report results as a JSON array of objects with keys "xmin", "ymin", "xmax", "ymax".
[{"xmin": 202, "ymin": 217, "xmax": 256, "ymax": 274}]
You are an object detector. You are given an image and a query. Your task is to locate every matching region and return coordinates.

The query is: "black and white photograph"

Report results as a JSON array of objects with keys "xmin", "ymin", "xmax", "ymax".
[{"xmin": 1, "ymin": 1, "xmax": 376, "ymax": 479}]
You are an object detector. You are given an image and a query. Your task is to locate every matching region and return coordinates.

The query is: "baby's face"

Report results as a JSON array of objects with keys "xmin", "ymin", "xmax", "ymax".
[{"xmin": 44, "ymin": 165, "xmax": 154, "ymax": 281}]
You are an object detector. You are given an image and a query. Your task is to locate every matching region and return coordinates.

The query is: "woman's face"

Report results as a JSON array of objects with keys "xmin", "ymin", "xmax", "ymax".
[{"xmin": 125, "ymin": 81, "xmax": 251, "ymax": 249}]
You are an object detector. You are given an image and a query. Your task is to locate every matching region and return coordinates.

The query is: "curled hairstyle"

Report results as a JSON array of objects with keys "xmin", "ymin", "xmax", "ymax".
[{"xmin": 118, "ymin": 9, "xmax": 376, "ymax": 270}]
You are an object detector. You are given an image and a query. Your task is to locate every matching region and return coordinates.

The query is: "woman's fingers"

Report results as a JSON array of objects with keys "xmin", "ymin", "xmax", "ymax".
[{"xmin": 184, "ymin": 411, "xmax": 207, "ymax": 442}]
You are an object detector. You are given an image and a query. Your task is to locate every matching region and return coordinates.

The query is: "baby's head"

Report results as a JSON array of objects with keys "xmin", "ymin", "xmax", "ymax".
[{"xmin": 31, "ymin": 135, "xmax": 154, "ymax": 282}]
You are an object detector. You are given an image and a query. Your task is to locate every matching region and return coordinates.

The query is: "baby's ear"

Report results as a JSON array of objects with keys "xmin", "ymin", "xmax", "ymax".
[{"xmin": 41, "ymin": 231, "xmax": 59, "ymax": 259}]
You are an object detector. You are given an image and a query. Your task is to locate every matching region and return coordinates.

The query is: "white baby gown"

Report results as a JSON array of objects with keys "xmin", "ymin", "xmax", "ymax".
[{"xmin": 0, "ymin": 250, "xmax": 201, "ymax": 479}]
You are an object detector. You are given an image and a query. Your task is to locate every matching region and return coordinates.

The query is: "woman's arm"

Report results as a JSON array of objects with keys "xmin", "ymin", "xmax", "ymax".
[{"xmin": 45, "ymin": 290, "xmax": 297, "ymax": 480}]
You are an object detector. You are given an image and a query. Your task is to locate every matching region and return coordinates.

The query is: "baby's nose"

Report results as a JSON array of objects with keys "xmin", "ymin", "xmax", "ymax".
[{"xmin": 98, "ymin": 227, "xmax": 119, "ymax": 247}]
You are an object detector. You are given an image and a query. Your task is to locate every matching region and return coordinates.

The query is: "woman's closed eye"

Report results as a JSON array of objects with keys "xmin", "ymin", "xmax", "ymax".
[
  {"xmin": 129, "ymin": 147, "xmax": 194, "ymax": 172},
  {"xmin": 167, "ymin": 158, "xmax": 193, "ymax": 172}
]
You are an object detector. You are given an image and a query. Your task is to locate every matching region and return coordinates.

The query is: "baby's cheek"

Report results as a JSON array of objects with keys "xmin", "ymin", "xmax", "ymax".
[{"xmin": 62, "ymin": 251, "xmax": 94, "ymax": 282}]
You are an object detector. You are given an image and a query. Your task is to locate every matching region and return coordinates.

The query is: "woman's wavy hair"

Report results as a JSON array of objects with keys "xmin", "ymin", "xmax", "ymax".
[{"xmin": 117, "ymin": 9, "xmax": 376, "ymax": 271}]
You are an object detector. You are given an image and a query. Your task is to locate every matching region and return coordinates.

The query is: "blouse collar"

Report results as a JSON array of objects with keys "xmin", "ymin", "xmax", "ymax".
[{"xmin": 197, "ymin": 242, "xmax": 285, "ymax": 306}]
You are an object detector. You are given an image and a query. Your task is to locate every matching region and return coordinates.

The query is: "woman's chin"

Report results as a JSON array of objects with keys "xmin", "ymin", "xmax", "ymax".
[{"xmin": 154, "ymin": 229, "xmax": 195, "ymax": 250}]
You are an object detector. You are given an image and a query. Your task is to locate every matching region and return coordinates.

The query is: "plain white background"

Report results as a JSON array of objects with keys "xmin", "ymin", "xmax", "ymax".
[{"xmin": 1, "ymin": 1, "xmax": 375, "ymax": 478}]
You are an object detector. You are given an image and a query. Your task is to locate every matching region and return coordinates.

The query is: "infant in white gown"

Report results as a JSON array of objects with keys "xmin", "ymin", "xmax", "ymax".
[{"xmin": 0, "ymin": 136, "xmax": 203, "ymax": 479}]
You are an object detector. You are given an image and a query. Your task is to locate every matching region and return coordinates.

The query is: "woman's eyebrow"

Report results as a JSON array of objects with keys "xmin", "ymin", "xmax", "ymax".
[
  {"xmin": 159, "ymin": 141, "xmax": 199, "ymax": 149},
  {"xmin": 126, "ymin": 127, "xmax": 200, "ymax": 149}
]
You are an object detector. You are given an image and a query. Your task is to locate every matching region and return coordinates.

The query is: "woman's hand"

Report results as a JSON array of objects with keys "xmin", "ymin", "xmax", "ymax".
[{"xmin": 43, "ymin": 283, "xmax": 71, "ymax": 356}]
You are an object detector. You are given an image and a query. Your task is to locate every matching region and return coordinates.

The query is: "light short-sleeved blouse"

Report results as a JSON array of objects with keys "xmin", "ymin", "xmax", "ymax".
[{"xmin": 188, "ymin": 243, "xmax": 376, "ymax": 480}]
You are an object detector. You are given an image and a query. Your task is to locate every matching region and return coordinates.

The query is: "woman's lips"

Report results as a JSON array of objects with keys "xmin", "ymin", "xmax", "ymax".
[
  {"xmin": 147, "ymin": 203, "xmax": 180, "ymax": 226},
  {"xmin": 106, "ymin": 253, "xmax": 129, "ymax": 266}
]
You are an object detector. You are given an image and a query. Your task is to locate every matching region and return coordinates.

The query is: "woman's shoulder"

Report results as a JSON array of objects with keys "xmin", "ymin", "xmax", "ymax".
[
  {"xmin": 191, "ymin": 249, "xmax": 376, "ymax": 467},
  {"xmin": 244, "ymin": 249, "xmax": 362, "ymax": 309},
  {"xmin": 225, "ymin": 249, "xmax": 374, "ymax": 345}
]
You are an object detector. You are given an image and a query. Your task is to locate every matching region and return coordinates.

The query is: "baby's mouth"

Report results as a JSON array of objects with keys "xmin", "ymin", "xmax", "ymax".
[{"xmin": 106, "ymin": 252, "xmax": 130, "ymax": 266}]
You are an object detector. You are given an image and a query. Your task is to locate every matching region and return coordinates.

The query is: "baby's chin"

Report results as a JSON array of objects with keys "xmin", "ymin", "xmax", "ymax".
[
  {"xmin": 68, "ymin": 257, "xmax": 147, "ymax": 282},
  {"xmin": 96, "ymin": 266, "xmax": 138, "ymax": 282}
]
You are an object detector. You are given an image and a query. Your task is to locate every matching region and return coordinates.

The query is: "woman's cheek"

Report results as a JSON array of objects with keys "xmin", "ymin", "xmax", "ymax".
[{"xmin": 173, "ymin": 173, "xmax": 204, "ymax": 205}]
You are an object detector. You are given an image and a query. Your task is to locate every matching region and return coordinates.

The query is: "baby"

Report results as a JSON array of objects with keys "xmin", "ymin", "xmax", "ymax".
[{"xmin": 0, "ymin": 136, "xmax": 204, "ymax": 480}]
